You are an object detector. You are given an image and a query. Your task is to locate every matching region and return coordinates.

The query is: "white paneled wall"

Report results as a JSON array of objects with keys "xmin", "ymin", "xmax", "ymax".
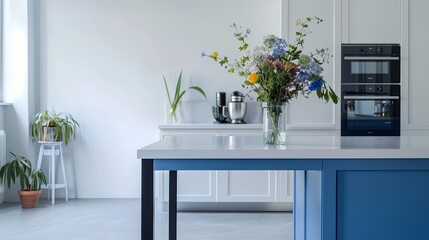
[
  {"xmin": 342, "ymin": 0, "xmax": 402, "ymax": 43},
  {"xmin": 283, "ymin": 0, "xmax": 339, "ymax": 129}
]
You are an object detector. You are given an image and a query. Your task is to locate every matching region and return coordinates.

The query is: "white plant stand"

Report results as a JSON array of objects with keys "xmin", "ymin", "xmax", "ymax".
[{"xmin": 36, "ymin": 141, "xmax": 68, "ymax": 205}]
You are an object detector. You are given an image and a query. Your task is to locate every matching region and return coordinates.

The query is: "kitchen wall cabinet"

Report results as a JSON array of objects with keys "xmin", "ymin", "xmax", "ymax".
[
  {"xmin": 158, "ymin": 124, "xmax": 293, "ymax": 209},
  {"xmin": 341, "ymin": 0, "xmax": 402, "ymax": 43},
  {"xmin": 406, "ymin": 0, "xmax": 429, "ymax": 127},
  {"xmin": 340, "ymin": 0, "xmax": 429, "ymax": 130}
]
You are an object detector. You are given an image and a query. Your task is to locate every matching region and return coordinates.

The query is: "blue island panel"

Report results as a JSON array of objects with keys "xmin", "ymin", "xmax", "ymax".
[
  {"xmin": 154, "ymin": 159, "xmax": 322, "ymax": 171},
  {"xmin": 337, "ymin": 170, "xmax": 429, "ymax": 240}
]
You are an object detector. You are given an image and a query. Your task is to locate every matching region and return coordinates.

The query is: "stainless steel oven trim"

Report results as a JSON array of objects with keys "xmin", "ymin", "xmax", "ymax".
[
  {"xmin": 341, "ymin": 83, "xmax": 401, "ymax": 85},
  {"xmin": 343, "ymin": 95, "xmax": 400, "ymax": 100},
  {"xmin": 343, "ymin": 56, "xmax": 400, "ymax": 60}
]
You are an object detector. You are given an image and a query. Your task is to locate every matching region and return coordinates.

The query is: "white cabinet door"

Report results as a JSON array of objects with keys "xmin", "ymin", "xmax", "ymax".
[
  {"xmin": 342, "ymin": 0, "xmax": 401, "ymax": 43},
  {"xmin": 162, "ymin": 171, "xmax": 216, "ymax": 202},
  {"xmin": 217, "ymin": 171, "xmax": 276, "ymax": 202},
  {"xmin": 407, "ymin": 0, "xmax": 429, "ymax": 127},
  {"xmin": 276, "ymin": 170, "xmax": 294, "ymax": 203}
]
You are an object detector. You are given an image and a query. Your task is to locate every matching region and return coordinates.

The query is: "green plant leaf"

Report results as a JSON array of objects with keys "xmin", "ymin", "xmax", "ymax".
[
  {"xmin": 189, "ymin": 86, "xmax": 207, "ymax": 100},
  {"xmin": 324, "ymin": 92, "xmax": 329, "ymax": 102},
  {"xmin": 316, "ymin": 89, "xmax": 323, "ymax": 98},
  {"xmin": 162, "ymin": 75, "xmax": 172, "ymax": 106},
  {"xmin": 173, "ymin": 90, "xmax": 186, "ymax": 109},
  {"xmin": 173, "ymin": 71, "xmax": 183, "ymax": 106}
]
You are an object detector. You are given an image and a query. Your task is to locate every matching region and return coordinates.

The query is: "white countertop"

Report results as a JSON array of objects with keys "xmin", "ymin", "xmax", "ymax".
[
  {"xmin": 138, "ymin": 131, "xmax": 429, "ymax": 159},
  {"xmin": 158, "ymin": 123, "xmax": 263, "ymax": 130}
]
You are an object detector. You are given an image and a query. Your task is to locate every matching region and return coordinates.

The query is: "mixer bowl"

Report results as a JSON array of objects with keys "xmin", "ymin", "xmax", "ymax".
[
  {"xmin": 228, "ymin": 102, "xmax": 246, "ymax": 124},
  {"xmin": 212, "ymin": 106, "xmax": 229, "ymax": 123}
]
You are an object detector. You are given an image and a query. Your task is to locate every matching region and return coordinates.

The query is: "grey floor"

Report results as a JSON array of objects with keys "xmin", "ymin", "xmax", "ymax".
[{"xmin": 0, "ymin": 199, "xmax": 293, "ymax": 240}]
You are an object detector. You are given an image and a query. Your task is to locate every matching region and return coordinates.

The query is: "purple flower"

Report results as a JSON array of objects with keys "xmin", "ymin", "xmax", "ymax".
[
  {"xmin": 246, "ymin": 28, "xmax": 251, "ymax": 35},
  {"xmin": 201, "ymin": 51, "xmax": 206, "ymax": 58},
  {"xmin": 267, "ymin": 55, "xmax": 274, "ymax": 61},
  {"xmin": 273, "ymin": 60, "xmax": 283, "ymax": 69},
  {"xmin": 309, "ymin": 79, "xmax": 323, "ymax": 91}
]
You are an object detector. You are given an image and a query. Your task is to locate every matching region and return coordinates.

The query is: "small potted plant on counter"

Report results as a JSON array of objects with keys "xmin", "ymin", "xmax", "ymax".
[
  {"xmin": 31, "ymin": 109, "xmax": 79, "ymax": 145},
  {"xmin": 163, "ymin": 70, "xmax": 207, "ymax": 123},
  {"xmin": 0, "ymin": 152, "xmax": 47, "ymax": 208}
]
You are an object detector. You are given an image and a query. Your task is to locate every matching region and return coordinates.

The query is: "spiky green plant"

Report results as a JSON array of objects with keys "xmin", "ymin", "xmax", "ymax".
[
  {"xmin": 0, "ymin": 152, "xmax": 47, "ymax": 191},
  {"xmin": 31, "ymin": 109, "xmax": 79, "ymax": 145}
]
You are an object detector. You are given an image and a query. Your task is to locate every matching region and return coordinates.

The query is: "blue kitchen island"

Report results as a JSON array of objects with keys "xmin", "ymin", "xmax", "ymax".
[{"xmin": 137, "ymin": 133, "xmax": 429, "ymax": 240}]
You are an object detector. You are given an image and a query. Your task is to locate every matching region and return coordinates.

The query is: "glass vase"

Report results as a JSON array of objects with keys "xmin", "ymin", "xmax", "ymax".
[
  {"xmin": 168, "ymin": 107, "xmax": 178, "ymax": 124},
  {"xmin": 262, "ymin": 102, "xmax": 287, "ymax": 145}
]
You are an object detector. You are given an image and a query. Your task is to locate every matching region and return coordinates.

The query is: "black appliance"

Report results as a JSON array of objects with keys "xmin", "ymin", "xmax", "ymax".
[{"xmin": 341, "ymin": 44, "xmax": 400, "ymax": 136}]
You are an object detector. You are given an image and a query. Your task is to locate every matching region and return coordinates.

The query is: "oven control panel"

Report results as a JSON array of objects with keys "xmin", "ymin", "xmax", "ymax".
[
  {"xmin": 358, "ymin": 85, "xmax": 382, "ymax": 94},
  {"xmin": 342, "ymin": 44, "xmax": 400, "ymax": 56},
  {"xmin": 348, "ymin": 85, "xmax": 399, "ymax": 95}
]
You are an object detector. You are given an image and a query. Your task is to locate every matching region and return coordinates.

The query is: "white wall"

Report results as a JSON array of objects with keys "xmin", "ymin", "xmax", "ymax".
[
  {"xmin": 38, "ymin": 0, "xmax": 280, "ymax": 198},
  {"xmin": 2, "ymin": 0, "xmax": 34, "ymax": 202}
]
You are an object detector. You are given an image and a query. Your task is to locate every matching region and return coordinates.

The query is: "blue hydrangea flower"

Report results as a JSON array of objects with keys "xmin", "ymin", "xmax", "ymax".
[
  {"xmin": 272, "ymin": 48, "xmax": 285, "ymax": 59},
  {"xmin": 297, "ymin": 70, "xmax": 311, "ymax": 82},
  {"xmin": 272, "ymin": 37, "xmax": 288, "ymax": 59},
  {"xmin": 309, "ymin": 79, "xmax": 323, "ymax": 91},
  {"xmin": 308, "ymin": 61, "xmax": 323, "ymax": 75}
]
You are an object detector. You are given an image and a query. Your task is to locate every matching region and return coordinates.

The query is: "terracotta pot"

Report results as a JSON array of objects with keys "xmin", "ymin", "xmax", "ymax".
[{"xmin": 18, "ymin": 190, "xmax": 42, "ymax": 208}]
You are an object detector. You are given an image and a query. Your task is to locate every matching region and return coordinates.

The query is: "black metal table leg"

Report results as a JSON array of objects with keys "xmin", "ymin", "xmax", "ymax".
[
  {"xmin": 169, "ymin": 170, "xmax": 177, "ymax": 240},
  {"xmin": 142, "ymin": 159, "xmax": 154, "ymax": 240}
]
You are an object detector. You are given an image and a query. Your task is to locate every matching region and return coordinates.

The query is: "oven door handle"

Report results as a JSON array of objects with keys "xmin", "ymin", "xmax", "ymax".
[
  {"xmin": 343, "ymin": 95, "xmax": 400, "ymax": 100},
  {"xmin": 343, "ymin": 56, "xmax": 400, "ymax": 61}
]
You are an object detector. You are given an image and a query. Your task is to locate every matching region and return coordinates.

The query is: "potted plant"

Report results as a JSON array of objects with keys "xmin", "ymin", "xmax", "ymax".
[
  {"xmin": 163, "ymin": 71, "xmax": 207, "ymax": 123},
  {"xmin": 31, "ymin": 109, "xmax": 79, "ymax": 145},
  {"xmin": 0, "ymin": 152, "xmax": 47, "ymax": 208}
]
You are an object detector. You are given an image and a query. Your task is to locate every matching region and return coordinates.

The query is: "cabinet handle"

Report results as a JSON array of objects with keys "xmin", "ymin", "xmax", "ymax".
[
  {"xmin": 343, "ymin": 95, "xmax": 399, "ymax": 100},
  {"xmin": 343, "ymin": 56, "xmax": 400, "ymax": 60}
]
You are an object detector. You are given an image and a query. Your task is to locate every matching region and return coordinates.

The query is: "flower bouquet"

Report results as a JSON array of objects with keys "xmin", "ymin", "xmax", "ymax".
[{"xmin": 203, "ymin": 17, "xmax": 338, "ymax": 144}]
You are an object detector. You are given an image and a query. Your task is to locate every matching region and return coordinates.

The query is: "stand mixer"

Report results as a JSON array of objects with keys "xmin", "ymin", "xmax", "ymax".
[
  {"xmin": 227, "ymin": 91, "xmax": 247, "ymax": 124},
  {"xmin": 212, "ymin": 91, "xmax": 247, "ymax": 124},
  {"xmin": 212, "ymin": 92, "xmax": 229, "ymax": 123}
]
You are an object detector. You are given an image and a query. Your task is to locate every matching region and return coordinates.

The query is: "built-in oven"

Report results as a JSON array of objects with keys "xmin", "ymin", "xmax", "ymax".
[
  {"xmin": 341, "ymin": 44, "xmax": 400, "ymax": 136},
  {"xmin": 342, "ymin": 44, "xmax": 400, "ymax": 84},
  {"xmin": 341, "ymin": 85, "xmax": 400, "ymax": 136}
]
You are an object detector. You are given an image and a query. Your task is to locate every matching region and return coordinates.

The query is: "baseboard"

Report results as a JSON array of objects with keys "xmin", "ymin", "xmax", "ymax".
[{"xmin": 161, "ymin": 202, "xmax": 293, "ymax": 212}]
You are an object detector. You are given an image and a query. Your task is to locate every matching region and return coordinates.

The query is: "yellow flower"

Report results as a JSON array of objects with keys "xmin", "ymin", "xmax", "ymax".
[
  {"xmin": 247, "ymin": 73, "xmax": 259, "ymax": 84},
  {"xmin": 212, "ymin": 51, "xmax": 219, "ymax": 58},
  {"xmin": 284, "ymin": 61, "xmax": 297, "ymax": 70}
]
